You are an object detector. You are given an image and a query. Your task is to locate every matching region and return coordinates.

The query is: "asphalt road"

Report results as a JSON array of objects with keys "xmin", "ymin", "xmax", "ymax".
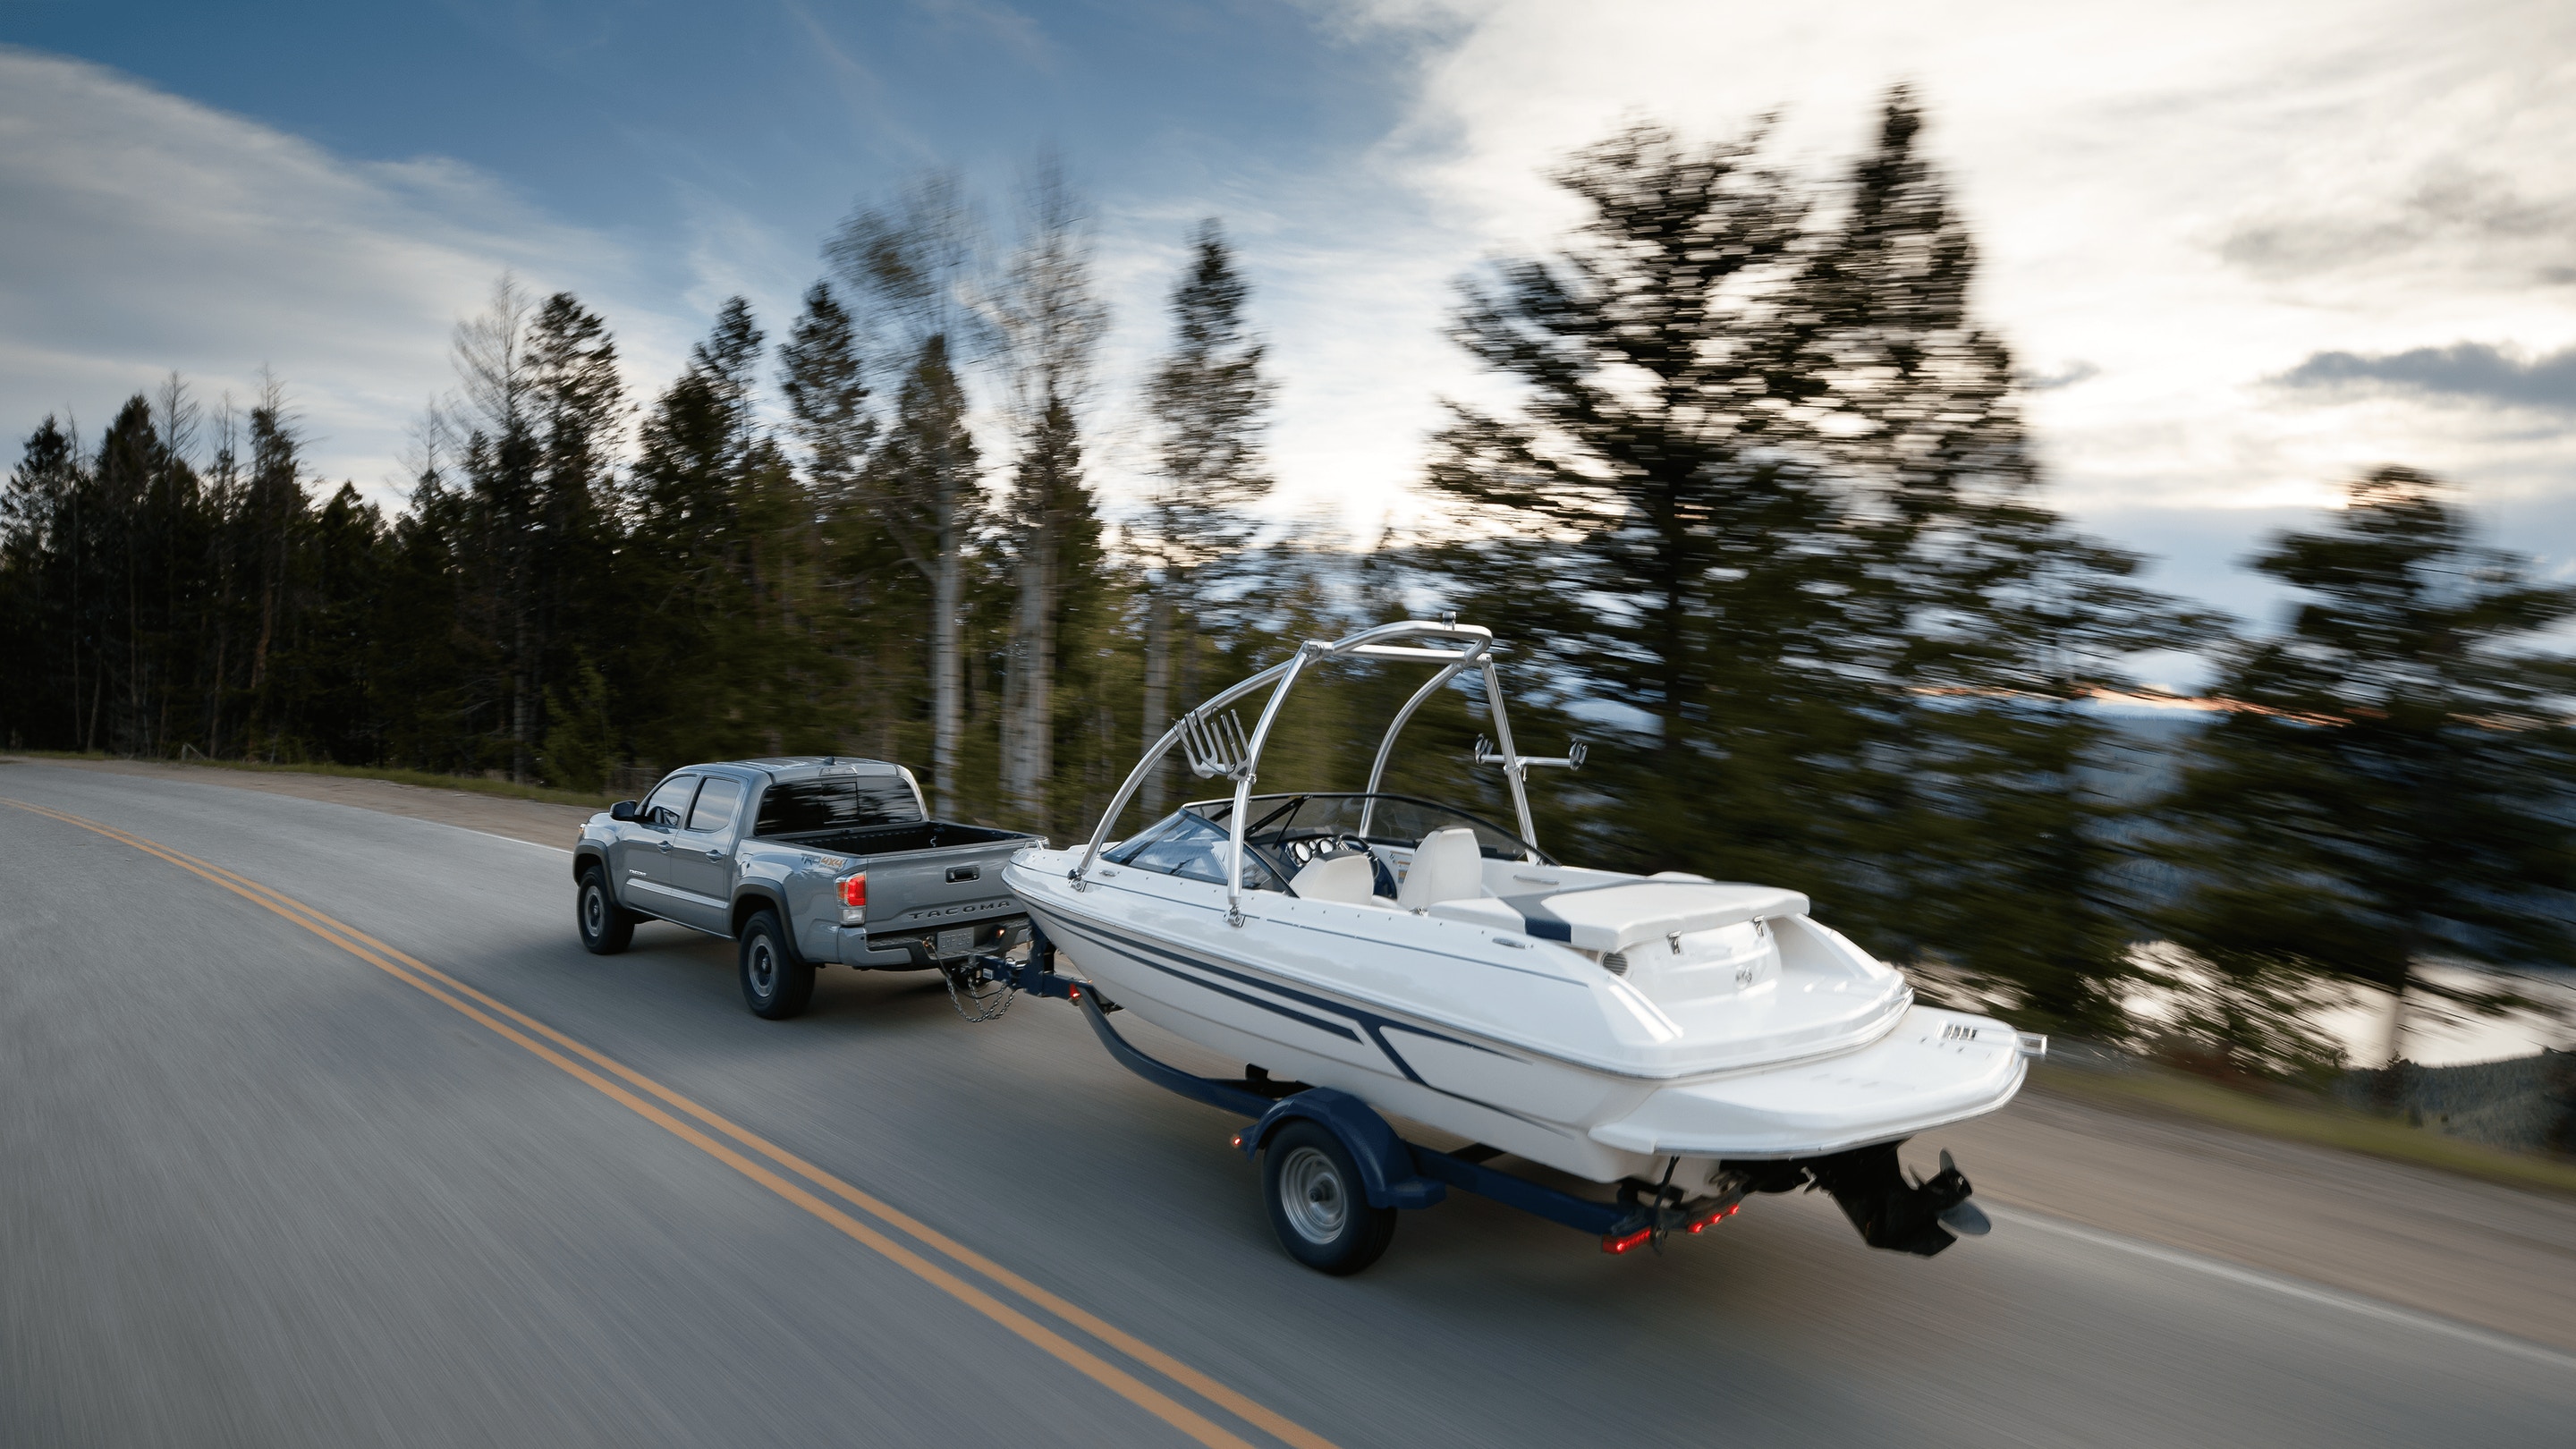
[{"xmin": 4, "ymin": 763, "xmax": 2570, "ymax": 1448}]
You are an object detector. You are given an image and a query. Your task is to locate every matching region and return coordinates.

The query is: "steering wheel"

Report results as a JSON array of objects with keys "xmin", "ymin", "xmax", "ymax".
[{"xmin": 1286, "ymin": 834, "xmax": 1399, "ymax": 899}]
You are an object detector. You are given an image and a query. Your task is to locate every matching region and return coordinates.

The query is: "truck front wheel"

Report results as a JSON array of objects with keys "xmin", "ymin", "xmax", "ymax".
[
  {"xmin": 738, "ymin": 910, "xmax": 815, "ymax": 1020},
  {"xmin": 577, "ymin": 866, "xmax": 635, "ymax": 955}
]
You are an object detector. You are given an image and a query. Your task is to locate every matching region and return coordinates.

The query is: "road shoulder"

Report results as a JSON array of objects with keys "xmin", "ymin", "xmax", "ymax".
[
  {"xmin": 1942, "ymin": 1080, "xmax": 2576, "ymax": 1352},
  {"xmin": 0, "ymin": 757, "xmax": 594, "ymax": 849}
]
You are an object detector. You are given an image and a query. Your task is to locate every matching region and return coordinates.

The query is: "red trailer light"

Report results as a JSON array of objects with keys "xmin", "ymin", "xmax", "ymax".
[
  {"xmin": 1601, "ymin": 1227, "xmax": 1654, "ymax": 1255},
  {"xmin": 1683, "ymin": 1203, "xmax": 1741, "ymax": 1234},
  {"xmin": 839, "ymin": 873, "xmax": 868, "ymax": 909}
]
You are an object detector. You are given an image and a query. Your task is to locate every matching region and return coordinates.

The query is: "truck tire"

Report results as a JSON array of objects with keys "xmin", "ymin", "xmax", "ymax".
[
  {"xmin": 1261, "ymin": 1120, "xmax": 1397, "ymax": 1275},
  {"xmin": 577, "ymin": 865, "xmax": 635, "ymax": 955},
  {"xmin": 738, "ymin": 909, "xmax": 815, "ymax": 1020}
]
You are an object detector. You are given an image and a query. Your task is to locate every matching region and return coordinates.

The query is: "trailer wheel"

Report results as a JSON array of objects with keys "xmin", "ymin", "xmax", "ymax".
[
  {"xmin": 577, "ymin": 866, "xmax": 634, "ymax": 955},
  {"xmin": 737, "ymin": 910, "xmax": 815, "ymax": 1020},
  {"xmin": 1261, "ymin": 1121, "xmax": 1396, "ymax": 1275}
]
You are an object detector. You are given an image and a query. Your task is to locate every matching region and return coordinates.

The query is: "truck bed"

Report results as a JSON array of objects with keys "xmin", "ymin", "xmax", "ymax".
[
  {"xmin": 759, "ymin": 820, "xmax": 1028, "ymax": 856},
  {"xmin": 752, "ymin": 818, "xmax": 1039, "ymax": 970}
]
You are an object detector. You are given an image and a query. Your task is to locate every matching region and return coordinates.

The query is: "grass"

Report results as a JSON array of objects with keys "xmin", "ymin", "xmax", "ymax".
[
  {"xmin": 2033, "ymin": 1057, "xmax": 2576, "ymax": 1199},
  {"xmin": 4, "ymin": 750, "xmax": 615, "ymax": 809}
]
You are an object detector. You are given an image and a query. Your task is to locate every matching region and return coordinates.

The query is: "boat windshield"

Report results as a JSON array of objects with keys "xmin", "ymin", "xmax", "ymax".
[
  {"xmin": 1192, "ymin": 792, "xmax": 1555, "ymax": 866},
  {"xmin": 1101, "ymin": 809, "xmax": 1295, "ymax": 892}
]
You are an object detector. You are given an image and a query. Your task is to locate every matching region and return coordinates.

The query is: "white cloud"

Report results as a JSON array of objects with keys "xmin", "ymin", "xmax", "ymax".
[
  {"xmin": 13, "ymin": 6, "xmax": 2573, "ymax": 617},
  {"xmin": 1239, "ymin": 0, "xmax": 2576, "ymax": 583},
  {"xmin": 0, "ymin": 47, "xmax": 669, "ymax": 500}
]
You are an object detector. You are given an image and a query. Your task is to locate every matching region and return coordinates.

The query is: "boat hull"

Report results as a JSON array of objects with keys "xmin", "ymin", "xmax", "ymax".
[{"xmin": 1012, "ymin": 852, "xmax": 2029, "ymax": 1184}]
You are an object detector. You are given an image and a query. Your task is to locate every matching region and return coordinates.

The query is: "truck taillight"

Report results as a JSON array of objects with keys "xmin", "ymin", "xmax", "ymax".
[{"xmin": 840, "ymin": 873, "xmax": 868, "ymax": 909}]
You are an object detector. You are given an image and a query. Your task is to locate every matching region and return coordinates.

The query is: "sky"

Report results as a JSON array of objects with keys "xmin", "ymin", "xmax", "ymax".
[{"xmin": 4, "ymin": 0, "xmax": 2571, "ymax": 682}]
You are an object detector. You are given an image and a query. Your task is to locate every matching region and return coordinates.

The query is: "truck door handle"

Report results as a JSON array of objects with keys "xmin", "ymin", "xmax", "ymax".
[
  {"xmin": 704, "ymin": 848, "xmax": 724, "ymax": 860},
  {"xmin": 657, "ymin": 840, "xmax": 672, "ymax": 854}
]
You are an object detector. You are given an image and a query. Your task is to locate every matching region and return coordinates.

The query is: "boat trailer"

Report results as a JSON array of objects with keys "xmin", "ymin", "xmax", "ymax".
[{"xmin": 974, "ymin": 931, "xmax": 1991, "ymax": 1275}]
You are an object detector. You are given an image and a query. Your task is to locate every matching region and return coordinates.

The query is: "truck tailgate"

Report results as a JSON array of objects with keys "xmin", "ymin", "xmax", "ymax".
[
  {"xmin": 861, "ymin": 836, "xmax": 1028, "ymax": 945},
  {"xmin": 766, "ymin": 819, "xmax": 1038, "ymax": 964}
]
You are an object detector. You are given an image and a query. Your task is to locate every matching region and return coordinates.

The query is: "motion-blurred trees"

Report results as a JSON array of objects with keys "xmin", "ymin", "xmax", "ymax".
[
  {"xmin": 1133, "ymin": 222, "xmax": 1275, "ymax": 816},
  {"xmin": 995, "ymin": 161, "xmax": 1110, "ymax": 834},
  {"xmin": 1799, "ymin": 93, "xmax": 2199, "ymax": 1033},
  {"xmin": 2154, "ymin": 468, "xmax": 2576, "ymax": 1078},
  {"xmin": 830, "ymin": 174, "xmax": 998, "ymax": 818},
  {"xmin": 1419, "ymin": 94, "xmax": 2183, "ymax": 1030},
  {"xmin": 11, "ymin": 102, "xmax": 2572, "ymax": 1080}
]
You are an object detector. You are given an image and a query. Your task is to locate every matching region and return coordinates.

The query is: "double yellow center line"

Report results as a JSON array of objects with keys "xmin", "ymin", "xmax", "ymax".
[{"xmin": 5, "ymin": 798, "xmax": 1335, "ymax": 1449}]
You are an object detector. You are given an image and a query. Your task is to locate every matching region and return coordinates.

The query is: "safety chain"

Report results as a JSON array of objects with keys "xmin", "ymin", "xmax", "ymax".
[{"xmin": 938, "ymin": 958, "xmax": 1017, "ymax": 1022}]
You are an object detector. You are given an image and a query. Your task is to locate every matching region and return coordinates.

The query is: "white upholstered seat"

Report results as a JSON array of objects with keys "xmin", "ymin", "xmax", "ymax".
[
  {"xmin": 1396, "ymin": 826, "xmax": 1487, "ymax": 911},
  {"xmin": 1291, "ymin": 852, "xmax": 1377, "ymax": 905}
]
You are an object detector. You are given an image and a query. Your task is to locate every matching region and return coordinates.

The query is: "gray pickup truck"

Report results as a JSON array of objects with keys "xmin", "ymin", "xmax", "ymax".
[{"xmin": 572, "ymin": 757, "xmax": 1038, "ymax": 1018}]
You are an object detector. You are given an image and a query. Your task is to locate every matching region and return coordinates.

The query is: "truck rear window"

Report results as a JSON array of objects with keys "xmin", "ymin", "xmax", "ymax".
[{"xmin": 756, "ymin": 775, "xmax": 923, "ymax": 835}]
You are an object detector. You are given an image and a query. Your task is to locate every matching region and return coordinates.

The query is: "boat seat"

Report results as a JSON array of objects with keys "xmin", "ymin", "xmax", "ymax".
[
  {"xmin": 1291, "ymin": 852, "xmax": 1377, "ymax": 904},
  {"xmin": 1496, "ymin": 878, "xmax": 1811, "ymax": 953},
  {"xmin": 1397, "ymin": 826, "xmax": 1486, "ymax": 911}
]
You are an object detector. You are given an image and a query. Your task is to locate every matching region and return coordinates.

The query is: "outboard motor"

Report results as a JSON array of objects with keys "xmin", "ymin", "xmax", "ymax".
[{"xmin": 1730, "ymin": 1143, "xmax": 1989, "ymax": 1257}]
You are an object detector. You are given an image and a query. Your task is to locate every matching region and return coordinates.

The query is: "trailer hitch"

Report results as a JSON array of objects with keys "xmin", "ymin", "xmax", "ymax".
[{"xmin": 938, "ymin": 953, "xmax": 1019, "ymax": 1022}]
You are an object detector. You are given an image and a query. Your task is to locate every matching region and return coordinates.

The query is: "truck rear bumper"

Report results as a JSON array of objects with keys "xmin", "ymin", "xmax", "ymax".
[{"xmin": 831, "ymin": 919, "xmax": 1027, "ymax": 970}]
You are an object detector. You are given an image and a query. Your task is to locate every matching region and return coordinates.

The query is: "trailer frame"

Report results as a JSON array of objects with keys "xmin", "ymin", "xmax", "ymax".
[{"xmin": 984, "ymin": 935, "xmax": 1748, "ymax": 1260}]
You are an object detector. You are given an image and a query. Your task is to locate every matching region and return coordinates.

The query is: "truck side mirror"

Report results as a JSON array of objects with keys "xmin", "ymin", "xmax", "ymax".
[{"xmin": 610, "ymin": 800, "xmax": 641, "ymax": 822}]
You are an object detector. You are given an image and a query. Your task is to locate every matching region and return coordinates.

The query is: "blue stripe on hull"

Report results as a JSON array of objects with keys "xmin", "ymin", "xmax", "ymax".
[{"xmin": 1026, "ymin": 896, "xmax": 1565, "ymax": 1136}]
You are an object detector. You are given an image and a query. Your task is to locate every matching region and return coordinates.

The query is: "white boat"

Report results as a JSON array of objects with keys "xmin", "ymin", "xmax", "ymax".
[{"xmin": 1003, "ymin": 619, "xmax": 2038, "ymax": 1260}]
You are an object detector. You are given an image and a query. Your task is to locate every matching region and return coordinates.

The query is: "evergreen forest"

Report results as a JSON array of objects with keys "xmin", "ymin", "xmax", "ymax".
[{"xmin": 5, "ymin": 94, "xmax": 2570, "ymax": 1072}]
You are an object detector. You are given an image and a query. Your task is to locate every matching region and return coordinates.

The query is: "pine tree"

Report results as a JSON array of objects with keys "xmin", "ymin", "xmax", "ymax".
[
  {"xmin": 996, "ymin": 162, "xmax": 1107, "ymax": 827},
  {"xmin": 241, "ymin": 383, "xmax": 310, "ymax": 757},
  {"xmin": 370, "ymin": 463, "xmax": 475, "ymax": 772},
  {"xmin": 625, "ymin": 297, "xmax": 773, "ymax": 766},
  {"xmin": 0, "ymin": 417, "xmax": 83, "ymax": 749},
  {"xmin": 1800, "ymin": 91, "xmax": 2192, "ymax": 1030},
  {"xmin": 1137, "ymin": 220, "xmax": 1273, "ymax": 815},
  {"xmin": 862, "ymin": 335, "xmax": 982, "ymax": 815},
  {"xmin": 525, "ymin": 291, "xmax": 628, "ymax": 783},
  {"xmin": 1420, "ymin": 122, "xmax": 1872, "ymax": 888},
  {"xmin": 780, "ymin": 283, "xmax": 874, "ymax": 517},
  {"xmin": 829, "ymin": 176, "xmax": 994, "ymax": 816},
  {"xmin": 1419, "ymin": 105, "xmax": 2194, "ymax": 1033},
  {"xmin": 91, "ymin": 396, "xmax": 165, "ymax": 754},
  {"xmin": 2155, "ymin": 467, "xmax": 2576, "ymax": 1080},
  {"xmin": 783, "ymin": 280, "xmax": 929, "ymax": 769}
]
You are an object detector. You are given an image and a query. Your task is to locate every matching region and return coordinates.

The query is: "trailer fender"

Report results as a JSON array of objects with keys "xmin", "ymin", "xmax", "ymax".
[{"xmin": 1237, "ymin": 1089, "xmax": 1446, "ymax": 1211}]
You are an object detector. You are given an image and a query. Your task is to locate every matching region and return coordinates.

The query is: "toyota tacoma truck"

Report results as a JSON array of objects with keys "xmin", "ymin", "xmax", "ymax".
[{"xmin": 572, "ymin": 757, "xmax": 1038, "ymax": 1018}]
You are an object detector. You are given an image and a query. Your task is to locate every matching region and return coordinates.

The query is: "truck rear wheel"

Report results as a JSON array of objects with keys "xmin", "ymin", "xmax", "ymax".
[
  {"xmin": 738, "ymin": 910, "xmax": 815, "ymax": 1020},
  {"xmin": 577, "ymin": 866, "xmax": 635, "ymax": 955},
  {"xmin": 1261, "ymin": 1121, "xmax": 1397, "ymax": 1275}
]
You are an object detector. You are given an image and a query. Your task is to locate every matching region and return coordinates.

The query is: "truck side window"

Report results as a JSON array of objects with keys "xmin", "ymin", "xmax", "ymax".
[
  {"xmin": 642, "ymin": 775, "xmax": 699, "ymax": 827},
  {"xmin": 687, "ymin": 776, "xmax": 744, "ymax": 833}
]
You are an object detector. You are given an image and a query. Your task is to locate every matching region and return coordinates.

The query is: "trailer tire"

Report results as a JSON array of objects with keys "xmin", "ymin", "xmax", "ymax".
[
  {"xmin": 738, "ymin": 909, "xmax": 815, "ymax": 1020},
  {"xmin": 1262, "ymin": 1121, "xmax": 1397, "ymax": 1275},
  {"xmin": 577, "ymin": 865, "xmax": 635, "ymax": 955}
]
